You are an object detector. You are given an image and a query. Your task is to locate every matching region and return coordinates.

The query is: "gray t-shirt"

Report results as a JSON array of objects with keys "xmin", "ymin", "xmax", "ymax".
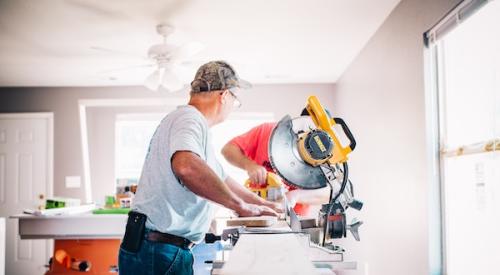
[{"xmin": 132, "ymin": 105, "xmax": 227, "ymax": 243}]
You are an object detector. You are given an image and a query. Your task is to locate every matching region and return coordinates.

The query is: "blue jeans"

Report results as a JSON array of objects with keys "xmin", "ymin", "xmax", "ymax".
[{"xmin": 119, "ymin": 230, "xmax": 194, "ymax": 275}]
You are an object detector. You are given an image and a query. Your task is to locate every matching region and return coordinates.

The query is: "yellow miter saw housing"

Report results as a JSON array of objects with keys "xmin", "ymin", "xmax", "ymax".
[{"xmin": 269, "ymin": 95, "xmax": 363, "ymax": 247}]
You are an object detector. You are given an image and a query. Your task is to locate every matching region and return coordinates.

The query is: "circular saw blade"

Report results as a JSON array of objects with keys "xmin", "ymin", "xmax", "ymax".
[{"xmin": 269, "ymin": 115, "xmax": 327, "ymax": 190}]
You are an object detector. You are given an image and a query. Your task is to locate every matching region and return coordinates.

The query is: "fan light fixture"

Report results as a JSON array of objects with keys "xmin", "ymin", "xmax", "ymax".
[{"xmin": 142, "ymin": 24, "xmax": 203, "ymax": 92}]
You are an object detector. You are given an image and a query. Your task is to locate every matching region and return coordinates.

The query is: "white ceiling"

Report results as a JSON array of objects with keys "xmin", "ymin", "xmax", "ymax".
[{"xmin": 0, "ymin": 0, "xmax": 400, "ymax": 87}]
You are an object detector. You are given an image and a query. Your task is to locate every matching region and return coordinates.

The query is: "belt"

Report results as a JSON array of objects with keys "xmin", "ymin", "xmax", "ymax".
[{"xmin": 146, "ymin": 231, "xmax": 195, "ymax": 249}]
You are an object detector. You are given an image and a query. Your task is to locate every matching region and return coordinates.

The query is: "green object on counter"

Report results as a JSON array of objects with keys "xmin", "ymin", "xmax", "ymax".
[
  {"xmin": 92, "ymin": 208, "xmax": 130, "ymax": 214},
  {"xmin": 46, "ymin": 199, "xmax": 65, "ymax": 209},
  {"xmin": 105, "ymin": 195, "xmax": 116, "ymax": 206}
]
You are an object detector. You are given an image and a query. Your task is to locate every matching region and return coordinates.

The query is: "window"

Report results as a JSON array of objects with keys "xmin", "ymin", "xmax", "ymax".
[
  {"xmin": 114, "ymin": 111, "xmax": 274, "ymax": 194},
  {"xmin": 115, "ymin": 113, "xmax": 165, "ymax": 183},
  {"xmin": 425, "ymin": 1, "xmax": 500, "ymax": 274}
]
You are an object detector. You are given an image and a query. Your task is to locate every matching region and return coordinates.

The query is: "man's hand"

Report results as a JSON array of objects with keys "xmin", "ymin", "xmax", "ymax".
[
  {"xmin": 236, "ymin": 202, "xmax": 279, "ymax": 217},
  {"xmin": 245, "ymin": 162, "xmax": 267, "ymax": 184},
  {"xmin": 262, "ymin": 200, "xmax": 285, "ymax": 214}
]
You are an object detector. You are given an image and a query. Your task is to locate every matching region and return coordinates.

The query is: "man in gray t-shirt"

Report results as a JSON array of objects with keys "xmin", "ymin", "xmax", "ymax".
[{"xmin": 119, "ymin": 61, "xmax": 281, "ymax": 275}]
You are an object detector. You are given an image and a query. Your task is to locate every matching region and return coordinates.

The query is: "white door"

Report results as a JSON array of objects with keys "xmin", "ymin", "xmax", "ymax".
[{"xmin": 0, "ymin": 113, "xmax": 53, "ymax": 275}]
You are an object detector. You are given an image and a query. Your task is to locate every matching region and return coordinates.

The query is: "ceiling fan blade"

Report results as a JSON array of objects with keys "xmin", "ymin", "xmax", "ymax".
[
  {"xmin": 161, "ymin": 69, "xmax": 185, "ymax": 92},
  {"xmin": 144, "ymin": 69, "xmax": 161, "ymax": 91},
  {"xmin": 90, "ymin": 46, "xmax": 149, "ymax": 60},
  {"xmin": 169, "ymin": 42, "xmax": 205, "ymax": 63}
]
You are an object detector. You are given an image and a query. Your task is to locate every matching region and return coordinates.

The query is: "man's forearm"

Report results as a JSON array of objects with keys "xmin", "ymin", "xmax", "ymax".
[
  {"xmin": 172, "ymin": 151, "xmax": 244, "ymax": 211},
  {"xmin": 221, "ymin": 143, "xmax": 256, "ymax": 170},
  {"xmin": 222, "ymin": 143, "xmax": 268, "ymax": 184}
]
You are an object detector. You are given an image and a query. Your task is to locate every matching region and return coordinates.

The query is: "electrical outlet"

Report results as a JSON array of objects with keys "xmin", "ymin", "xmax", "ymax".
[{"xmin": 65, "ymin": 176, "xmax": 81, "ymax": 188}]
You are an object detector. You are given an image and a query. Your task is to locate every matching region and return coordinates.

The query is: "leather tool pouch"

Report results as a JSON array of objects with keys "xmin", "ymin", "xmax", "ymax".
[{"xmin": 120, "ymin": 211, "xmax": 147, "ymax": 253}]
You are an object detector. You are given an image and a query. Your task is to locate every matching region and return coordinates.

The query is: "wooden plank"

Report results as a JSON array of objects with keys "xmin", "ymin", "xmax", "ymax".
[
  {"xmin": 226, "ymin": 215, "xmax": 277, "ymax": 227},
  {"xmin": 220, "ymin": 233, "xmax": 319, "ymax": 275}
]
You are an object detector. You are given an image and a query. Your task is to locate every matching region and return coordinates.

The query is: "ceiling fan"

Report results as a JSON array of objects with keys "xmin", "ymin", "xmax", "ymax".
[{"xmin": 92, "ymin": 23, "xmax": 204, "ymax": 92}]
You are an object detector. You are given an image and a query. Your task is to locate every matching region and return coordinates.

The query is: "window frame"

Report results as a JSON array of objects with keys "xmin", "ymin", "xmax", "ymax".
[{"xmin": 424, "ymin": 0, "xmax": 498, "ymax": 273}]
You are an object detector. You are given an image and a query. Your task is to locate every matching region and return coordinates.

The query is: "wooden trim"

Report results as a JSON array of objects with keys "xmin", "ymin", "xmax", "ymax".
[
  {"xmin": 78, "ymin": 105, "xmax": 92, "ymax": 204},
  {"xmin": 441, "ymin": 138, "xmax": 500, "ymax": 157}
]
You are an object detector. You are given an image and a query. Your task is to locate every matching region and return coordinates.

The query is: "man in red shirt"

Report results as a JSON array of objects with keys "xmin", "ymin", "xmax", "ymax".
[{"xmin": 221, "ymin": 112, "xmax": 330, "ymax": 217}]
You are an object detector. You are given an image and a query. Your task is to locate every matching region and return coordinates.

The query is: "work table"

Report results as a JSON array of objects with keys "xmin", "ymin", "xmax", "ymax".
[
  {"xmin": 12, "ymin": 214, "xmax": 356, "ymax": 274},
  {"xmin": 11, "ymin": 213, "xmax": 127, "ymax": 239}
]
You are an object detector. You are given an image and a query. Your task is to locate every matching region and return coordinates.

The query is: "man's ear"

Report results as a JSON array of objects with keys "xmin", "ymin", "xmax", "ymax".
[{"xmin": 220, "ymin": 90, "xmax": 229, "ymax": 104}]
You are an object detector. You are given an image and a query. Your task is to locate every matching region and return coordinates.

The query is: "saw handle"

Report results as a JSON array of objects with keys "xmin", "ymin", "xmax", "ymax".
[{"xmin": 333, "ymin": 117, "xmax": 356, "ymax": 151}]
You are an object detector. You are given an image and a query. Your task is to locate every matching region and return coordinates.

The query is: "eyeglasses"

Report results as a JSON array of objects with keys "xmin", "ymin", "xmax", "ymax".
[
  {"xmin": 221, "ymin": 89, "xmax": 242, "ymax": 108},
  {"xmin": 229, "ymin": 90, "xmax": 242, "ymax": 108}
]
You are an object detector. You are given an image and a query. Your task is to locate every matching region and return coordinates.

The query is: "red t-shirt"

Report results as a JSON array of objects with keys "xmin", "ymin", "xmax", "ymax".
[{"xmin": 229, "ymin": 122, "xmax": 310, "ymax": 216}]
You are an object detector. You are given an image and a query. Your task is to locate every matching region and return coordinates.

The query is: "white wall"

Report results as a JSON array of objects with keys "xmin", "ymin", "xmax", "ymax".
[{"xmin": 331, "ymin": 0, "xmax": 460, "ymax": 274}]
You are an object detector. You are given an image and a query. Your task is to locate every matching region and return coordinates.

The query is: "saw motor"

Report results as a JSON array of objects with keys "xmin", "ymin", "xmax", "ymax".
[{"xmin": 297, "ymin": 129, "xmax": 334, "ymax": 166}]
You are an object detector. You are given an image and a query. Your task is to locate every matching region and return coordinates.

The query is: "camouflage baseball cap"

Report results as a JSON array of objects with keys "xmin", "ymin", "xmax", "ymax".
[{"xmin": 190, "ymin": 61, "xmax": 251, "ymax": 93}]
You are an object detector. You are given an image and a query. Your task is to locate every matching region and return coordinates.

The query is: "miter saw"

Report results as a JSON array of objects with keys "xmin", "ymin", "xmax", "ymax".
[{"xmin": 269, "ymin": 95, "xmax": 364, "ymax": 249}]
